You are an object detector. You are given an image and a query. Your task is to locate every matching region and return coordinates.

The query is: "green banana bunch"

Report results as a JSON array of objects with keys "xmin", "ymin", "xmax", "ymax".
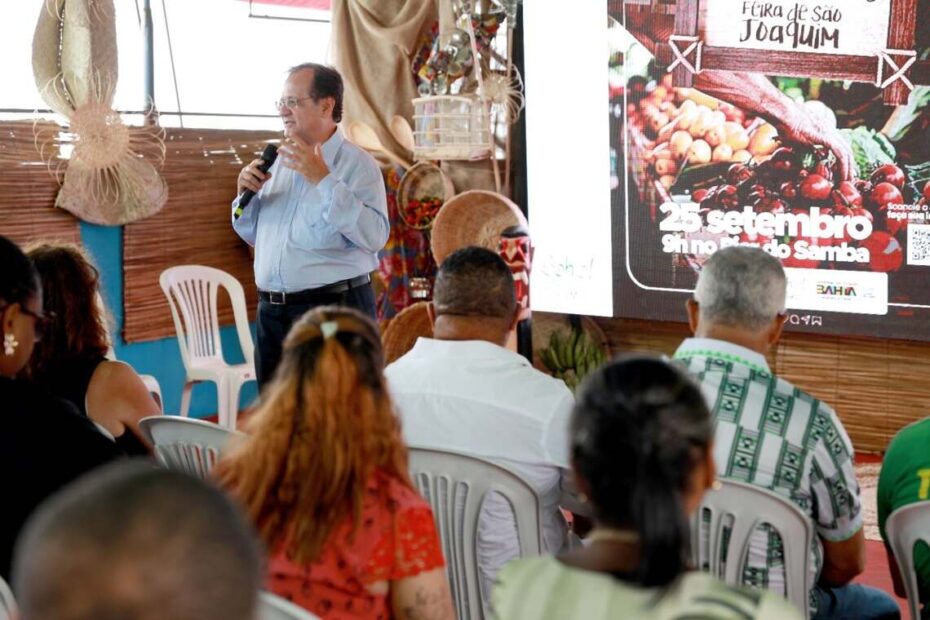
[{"xmin": 538, "ymin": 327, "xmax": 609, "ymax": 391}]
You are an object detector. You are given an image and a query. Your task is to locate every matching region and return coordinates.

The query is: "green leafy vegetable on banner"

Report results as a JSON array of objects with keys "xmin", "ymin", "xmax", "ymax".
[
  {"xmin": 840, "ymin": 127, "xmax": 897, "ymax": 177},
  {"xmin": 881, "ymin": 86, "xmax": 930, "ymax": 143}
]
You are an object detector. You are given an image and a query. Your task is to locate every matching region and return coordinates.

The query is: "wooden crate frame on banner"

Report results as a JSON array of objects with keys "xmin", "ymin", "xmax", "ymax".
[{"xmin": 652, "ymin": 0, "xmax": 924, "ymax": 105}]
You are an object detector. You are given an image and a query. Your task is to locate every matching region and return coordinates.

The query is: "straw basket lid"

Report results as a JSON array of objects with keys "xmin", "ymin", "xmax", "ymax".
[
  {"xmin": 382, "ymin": 302, "xmax": 433, "ymax": 365},
  {"xmin": 430, "ymin": 190, "xmax": 528, "ymax": 264}
]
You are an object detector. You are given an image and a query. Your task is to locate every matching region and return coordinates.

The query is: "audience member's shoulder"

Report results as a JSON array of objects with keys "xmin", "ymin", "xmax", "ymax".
[
  {"xmin": 522, "ymin": 359, "xmax": 575, "ymax": 393},
  {"xmin": 374, "ymin": 471, "xmax": 432, "ymax": 514},
  {"xmin": 887, "ymin": 416, "xmax": 930, "ymax": 451},
  {"xmin": 680, "ymin": 572, "xmax": 804, "ymax": 619},
  {"xmin": 3, "ymin": 378, "xmax": 78, "ymax": 420}
]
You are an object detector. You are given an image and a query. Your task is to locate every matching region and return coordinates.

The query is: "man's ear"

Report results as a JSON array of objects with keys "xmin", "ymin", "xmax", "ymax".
[
  {"xmin": 508, "ymin": 306, "xmax": 522, "ymax": 332},
  {"xmin": 2, "ymin": 303, "xmax": 20, "ymax": 332},
  {"xmin": 426, "ymin": 302, "xmax": 436, "ymax": 328},
  {"xmin": 686, "ymin": 299, "xmax": 700, "ymax": 334},
  {"xmin": 766, "ymin": 313, "xmax": 786, "ymax": 347},
  {"xmin": 322, "ymin": 97, "xmax": 335, "ymax": 118}
]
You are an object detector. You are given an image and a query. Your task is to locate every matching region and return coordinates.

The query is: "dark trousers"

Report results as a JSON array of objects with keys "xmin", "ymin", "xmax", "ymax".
[{"xmin": 255, "ymin": 282, "xmax": 376, "ymax": 390}]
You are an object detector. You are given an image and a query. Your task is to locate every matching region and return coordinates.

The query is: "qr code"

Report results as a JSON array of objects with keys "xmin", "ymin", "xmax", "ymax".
[{"xmin": 908, "ymin": 224, "xmax": 930, "ymax": 266}]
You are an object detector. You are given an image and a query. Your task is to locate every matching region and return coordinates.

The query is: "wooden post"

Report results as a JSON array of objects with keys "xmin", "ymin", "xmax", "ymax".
[
  {"xmin": 670, "ymin": 0, "xmax": 700, "ymax": 87},
  {"xmin": 882, "ymin": 0, "xmax": 918, "ymax": 105}
]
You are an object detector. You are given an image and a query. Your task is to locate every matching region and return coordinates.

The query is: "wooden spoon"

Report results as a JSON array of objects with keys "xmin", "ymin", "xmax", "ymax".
[
  {"xmin": 390, "ymin": 115, "xmax": 416, "ymax": 155},
  {"xmin": 347, "ymin": 121, "xmax": 411, "ymax": 170}
]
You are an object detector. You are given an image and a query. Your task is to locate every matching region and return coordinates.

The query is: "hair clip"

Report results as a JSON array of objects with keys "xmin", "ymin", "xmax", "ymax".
[{"xmin": 320, "ymin": 321, "xmax": 339, "ymax": 340}]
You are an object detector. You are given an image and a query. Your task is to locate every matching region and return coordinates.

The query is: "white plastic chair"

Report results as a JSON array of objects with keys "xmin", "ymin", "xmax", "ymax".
[
  {"xmin": 0, "ymin": 575, "xmax": 15, "ymax": 620},
  {"xmin": 140, "ymin": 374, "xmax": 164, "ymax": 412},
  {"xmin": 259, "ymin": 592, "xmax": 320, "ymax": 620},
  {"xmin": 408, "ymin": 447, "xmax": 544, "ymax": 620},
  {"xmin": 160, "ymin": 265, "xmax": 256, "ymax": 429},
  {"xmin": 886, "ymin": 501, "xmax": 930, "ymax": 620},
  {"xmin": 139, "ymin": 415, "xmax": 244, "ymax": 479},
  {"xmin": 692, "ymin": 479, "xmax": 814, "ymax": 617},
  {"xmin": 104, "ymin": 339, "xmax": 164, "ymax": 414}
]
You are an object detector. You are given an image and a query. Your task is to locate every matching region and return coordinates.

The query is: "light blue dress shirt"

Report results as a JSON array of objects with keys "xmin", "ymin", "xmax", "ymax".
[{"xmin": 231, "ymin": 129, "xmax": 389, "ymax": 292}]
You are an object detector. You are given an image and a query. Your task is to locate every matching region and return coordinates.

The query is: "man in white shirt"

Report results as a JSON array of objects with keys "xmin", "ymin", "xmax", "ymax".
[{"xmin": 385, "ymin": 246, "xmax": 580, "ymax": 598}]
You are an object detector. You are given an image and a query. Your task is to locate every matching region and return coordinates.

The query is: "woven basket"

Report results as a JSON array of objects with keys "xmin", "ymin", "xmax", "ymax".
[
  {"xmin": 430, "ymin": 190, "xmax": 528, "ymax": 264},
  {"xmin": 397, "ymin": 162, "xmax": 455, "ymax": 230},
  {"xmin": 382, "ymin": 301, "xmax": 433, "ymax": 365}
]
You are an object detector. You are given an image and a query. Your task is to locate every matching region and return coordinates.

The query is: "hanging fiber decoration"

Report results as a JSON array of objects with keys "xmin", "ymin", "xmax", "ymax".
[
  {"xmin": 478, "ymin": 68, "xmax": 525, "ymax": 123},
  {"xmin": 32, "ymin": 0, "xmax": 167, "ymax": 225}
]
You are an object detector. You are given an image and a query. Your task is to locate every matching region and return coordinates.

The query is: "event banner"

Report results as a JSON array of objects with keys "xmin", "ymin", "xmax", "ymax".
[{"xmin": 610, "ymin": 0, "xmax": 930, "ymax": 339}]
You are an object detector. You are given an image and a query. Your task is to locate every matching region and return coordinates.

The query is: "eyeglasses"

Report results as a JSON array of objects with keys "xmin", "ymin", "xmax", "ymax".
[
  {"xmin": 0, "ymin": 304, "xmax": 54, "ymax": 342},
  {"xmin": 274, "ymin": 96, "xmax": 315, "ymax": 112}
]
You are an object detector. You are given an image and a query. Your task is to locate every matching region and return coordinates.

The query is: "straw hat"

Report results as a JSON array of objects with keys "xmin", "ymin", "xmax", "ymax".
[
  {"xmin": 430, "ymin": 190, "xmax": 528, "ymax": 264},
  {"xmin": 382, "ymin": 302, "xmax": 433, "ymax": 365},
  {"xmin": 32, "ymin": 0, "xmax": 168, "ymax": 225}
]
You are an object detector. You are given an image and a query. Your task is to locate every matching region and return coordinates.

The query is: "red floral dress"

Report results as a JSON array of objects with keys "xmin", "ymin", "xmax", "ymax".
[{"xmin": 267, "ymin": 472, "xmax": 445, "ymax": 620}]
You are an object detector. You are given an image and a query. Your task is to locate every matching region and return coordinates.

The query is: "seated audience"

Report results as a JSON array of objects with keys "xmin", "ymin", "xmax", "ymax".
[
  {"xmin": 674, "ymin": 246, "xmax": 898, "ymax": 619},
  {"xmin": 879, "ymin": 418, "xmax": 930, "ymax": 615},
  {"xmin": 0, "ymin": 235, "xmax": 122, "ymax": 580},
  {"xmin": 385, "ymin": 246, "xmax": 584, "ymax": 595},
  {"xmin": 26, "ymin": 243, "xmax": 159, "ymax": 455},
  {"xmin": 493, "ymin": 356, "xmax": 802, "ymax": 619},
  {"xmin": 13, "ymin": 461, "xmax": 262, "ymax": 620},
  {"xmin": 217, "ymin": 307, "xmax": 454, "ymax": 620}
]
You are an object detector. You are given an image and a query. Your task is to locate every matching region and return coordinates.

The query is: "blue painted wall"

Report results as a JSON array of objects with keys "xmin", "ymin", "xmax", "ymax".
[{"xmin": 81, "ymin": 223, "xmax": 258, "ymax": 417}]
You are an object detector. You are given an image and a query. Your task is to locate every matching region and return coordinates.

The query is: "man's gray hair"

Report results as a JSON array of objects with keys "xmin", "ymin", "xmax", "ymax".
[{"xmin": 693, "ymin": 246, "xmax": 787, "ymax": 331}]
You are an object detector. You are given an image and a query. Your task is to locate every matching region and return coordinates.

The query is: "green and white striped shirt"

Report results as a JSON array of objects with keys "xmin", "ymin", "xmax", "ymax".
[{"xmin": 675, "ymin": 338, "xmax": 863, "ymax": 602}]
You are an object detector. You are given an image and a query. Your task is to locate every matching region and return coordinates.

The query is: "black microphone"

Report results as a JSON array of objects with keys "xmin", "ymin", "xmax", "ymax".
[{"xmin": 234, "ymin": 144, "xmax": 278, "ymax": 220}]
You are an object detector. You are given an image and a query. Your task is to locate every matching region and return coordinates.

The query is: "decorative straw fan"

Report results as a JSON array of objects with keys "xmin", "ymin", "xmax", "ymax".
[
  {"xmin": 430, "ymin": 190, "xmax": 528, "ymax": 264},
  {"xmin": 32, "ymin": 0, "xmax": 167, "ymax": 225},
  {"xmin": 382, "ymin": 302, "xmax": 433, "ymax": 365}
]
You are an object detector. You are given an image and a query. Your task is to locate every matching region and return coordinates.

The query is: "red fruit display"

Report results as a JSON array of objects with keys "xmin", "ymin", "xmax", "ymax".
[
  {"xmin": 923, "ymin": 181, "xmax": 930, "ymax": 202},
  {"xmin": 726, "ymin": 163, "xmax": 754, "ymax": 185},
  {"xmin": 870, "ymin": 164, "xmax": 906, "ymax": 190},
  {"xmin": 869, "ymin": 182, "xmax": 904, "ymax": 212},
  {"xmin": 401, "ymin": 196, "xmax": 444, "ymax": 229},
  {"xmin": 799, "ymin": 174, "xmax": 832, "ymax": 201},
  {"xmin": 832, "ymin": 181, "xmax": 863, "ymax": 208},
  {"xmin": 861, "ymin": 231, "xmax": 904, "ymax": 272}
]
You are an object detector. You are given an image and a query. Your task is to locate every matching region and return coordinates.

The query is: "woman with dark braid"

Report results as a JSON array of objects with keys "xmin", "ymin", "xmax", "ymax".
[{"xmin": 493, "ymin": 356, "xmax": 802, "ymax": 619}]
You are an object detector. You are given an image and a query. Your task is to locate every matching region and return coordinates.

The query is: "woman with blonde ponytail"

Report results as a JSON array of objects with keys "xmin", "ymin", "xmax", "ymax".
[{"xmin": 216, "ymin": 307, "xmax": 453, "ymax": 620}]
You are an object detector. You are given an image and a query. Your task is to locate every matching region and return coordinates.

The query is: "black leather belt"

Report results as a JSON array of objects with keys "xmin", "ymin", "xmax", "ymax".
[{"xmin": 259, "ymin": 274, "xmax": 371, "ymax": 305}]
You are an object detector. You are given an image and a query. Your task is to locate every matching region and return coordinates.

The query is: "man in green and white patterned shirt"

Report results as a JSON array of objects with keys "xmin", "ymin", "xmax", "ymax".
[{"xmin": 675, "ymin": 247, "xmax": 898, "ymax": 619}]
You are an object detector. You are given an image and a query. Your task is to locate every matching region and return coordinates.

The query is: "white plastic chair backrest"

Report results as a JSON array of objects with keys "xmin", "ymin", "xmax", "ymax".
[
  {"xmin": 0, "ymin": 575, "xmax": 15, "ymax": 620},
  {"xmin": 258, "ymin": 592, "xmax": 320, "ymax": 620},
  {"xmin": 408, "ymin": 447, "xmax": 543, "ymax": 620},
  {"xmin": 886, "ymin": 501, "xmax": 930, "ymax": 620},
  {"xmin": 159, "ymin": 265, "xmax": 254, "ymax": 370},
  {"xmin": 139, "ymin": 416, "xmax": 244, "ymax": 479},
  {"xmin": 693, "ymin": 479, "xmax": 813, "ymax": 617}
]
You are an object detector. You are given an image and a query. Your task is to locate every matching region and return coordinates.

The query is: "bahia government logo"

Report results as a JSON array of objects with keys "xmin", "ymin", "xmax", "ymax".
[{"xmin": 816, "ymin": 282, "xmax": 858, "ymax": 297}]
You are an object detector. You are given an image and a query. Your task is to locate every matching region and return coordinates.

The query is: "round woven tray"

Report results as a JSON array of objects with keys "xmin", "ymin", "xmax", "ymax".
[
  {"xmin": 397, "ymin": 162, "xmax": 455, "ymax": 230},
  {"xmin": 430, "ymin": 190, "xmax": 528, "ymax": 264},
  {"xmin": 381, "ymin": 301, "xmax": 433, "ymax": 365}
]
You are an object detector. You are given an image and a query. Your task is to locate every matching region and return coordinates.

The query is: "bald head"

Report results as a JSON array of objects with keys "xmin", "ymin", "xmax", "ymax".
[{"xmin": 13, "ymin": 462, "xmax": 262, "ymax": 620}]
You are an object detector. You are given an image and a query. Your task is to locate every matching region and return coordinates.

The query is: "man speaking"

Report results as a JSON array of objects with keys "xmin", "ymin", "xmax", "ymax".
[{"xmin": 233, "ymin": 63, "xmax": 388, "ymax": 389}]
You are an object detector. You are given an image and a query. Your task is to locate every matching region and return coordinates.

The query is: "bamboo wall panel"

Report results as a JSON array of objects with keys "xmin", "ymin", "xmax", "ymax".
[
  {"xmin": 122, "ymin": 128, "xmax": 277, "ymax": 343},
  {"xmin": 579, "ymin": 315, "xmax": 930, "ymax": 454},
  {"xmin": 0, "ymin": 121, "xmax": 80, "ymax": 246}
]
